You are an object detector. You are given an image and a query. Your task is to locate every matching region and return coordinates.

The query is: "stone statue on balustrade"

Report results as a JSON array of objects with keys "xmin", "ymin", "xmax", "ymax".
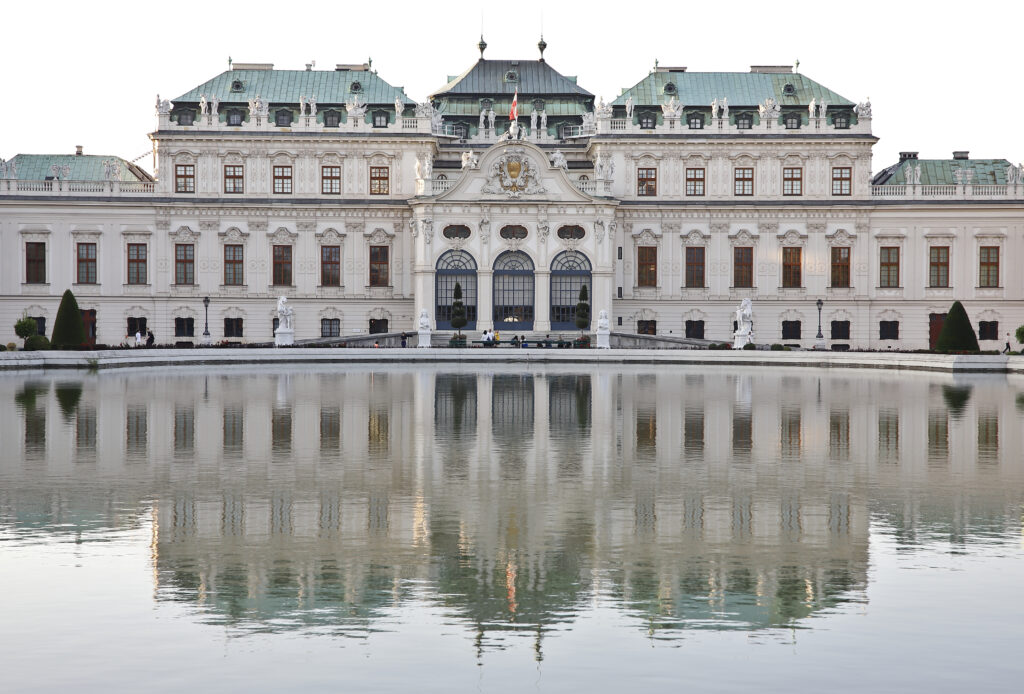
[
  {"xmin": 625, "ymin": 96, "xmax": 634, "ymax": 119},
  {"xmin": 155, "ymin": 94, "xmax": 172, "ymax": 115},
  {"xmin": 199, "ymin": 94, "xmax": 209, "ymax": 116},
  {"xmin": 395, "ymin": 96, "xmax": 404, "ymax": 118},
  {"xmin": 661, "ymin": 96, "xmax": 682, "ymax": 119},
  {"xmin": 596, "ymin": 96, "xmax": 613, "ymax": 118},
  {"xmin": 487, "ymin": 108, "xmax": 496, "ymax": 130},
  {"xmin": 461, "ymin": 151, "xmax": 479, "ymax": 170},
  {"xmin": 530, "ymin": 108, "xmax": 538, "ymax": 132},
  {"xmin": 808, "ymin": 98, "xmax": 816, "ymax": 119},
  {"xmin": 732, "ymin": 298, "xmax": 754, "ymax": 349},
  {"xmin": 346, "ymin": 95, "xmax": 367, "ymax": 120},
  {"xmin": 417, "ymin": 309, "xmax": 432, "ymax": 348},
  {"xmin": 275, "ymin": 296, "xmax": 295, "ymax": 346},
  {"xmin": 298, "ymin": 95, "xmax": 307, "ymax": 115},
  {"xmin": 308, "ymin": 95, "xmax": 317, "ymax": 116},
  {"xmin": 596, "ymin": 310, "xmax": 611, "ymax": 349},
  {"xmin": 550, "ymin": 150, "xmax": 568, "ymax": 170},
  {"xmin": 210, "ymin": 95, "xmax": 219, "ymax": 116},
  {"xmin": 539, "ymin": 110, "xmax": 547, "ymax": 129},
  {"xmin": 855, "ymin": 98, "xmax": 872, "ymax": 118}
]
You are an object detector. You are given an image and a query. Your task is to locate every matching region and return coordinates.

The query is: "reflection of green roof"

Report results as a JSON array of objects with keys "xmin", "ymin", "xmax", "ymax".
[
  {"xmin": 174, "ymin": 68, "xmax": 412, "ymax": 106},
  {"xmin": 6, "ymin": 154, "xmax": 151, "ymax": 181},
  {"xmin": 877, "ymin": 158, "xmax": 1012, "ymax": 186},
  {"xmin": 612, "ymin": 70, "xmax": 854, "ymax": 108},
  {"xmin": 431, "ymin": 59, "xmax": 593, "ymax": 98}
]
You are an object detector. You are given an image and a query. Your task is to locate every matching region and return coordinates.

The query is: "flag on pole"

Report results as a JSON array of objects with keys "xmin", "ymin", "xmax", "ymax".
[{"xmin": 510, "ymin": 89, "xmax": 518, "ymax": 123}]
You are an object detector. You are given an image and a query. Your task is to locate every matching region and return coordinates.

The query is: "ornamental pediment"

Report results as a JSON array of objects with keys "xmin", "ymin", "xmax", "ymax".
[{"xmin": 428, "ymin": 140, "xmax": 596, "ymax": 204}]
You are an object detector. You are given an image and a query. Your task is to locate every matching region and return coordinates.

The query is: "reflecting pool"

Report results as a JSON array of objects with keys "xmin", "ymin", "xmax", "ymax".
[{"xmin": 2, "ymin": 365, "xmax": 1023, "ymax": 692}]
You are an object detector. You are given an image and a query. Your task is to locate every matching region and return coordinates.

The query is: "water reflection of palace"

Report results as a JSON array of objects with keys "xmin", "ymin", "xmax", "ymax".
[{"xmin": 2, "ymin": 367, "xmax": 1022, "ymax": 642}]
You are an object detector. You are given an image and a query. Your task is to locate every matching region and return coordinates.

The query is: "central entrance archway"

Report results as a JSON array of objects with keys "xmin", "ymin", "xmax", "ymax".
[{"xmin": 493, "ymin": 250, "xmax": 535, "ymax": 331}]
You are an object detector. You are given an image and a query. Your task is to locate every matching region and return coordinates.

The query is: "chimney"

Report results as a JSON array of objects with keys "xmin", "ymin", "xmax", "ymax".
[
  {"xmin": 75, "ymin": 145, "xmax": 83, "ymax": 156},
  {"xmin": 898, "ymin": 151, "xmax": 918, "ymax": 162},
  {"xmin": 953, "ymin": 151, "xmax": 969, "ymax": 160}
]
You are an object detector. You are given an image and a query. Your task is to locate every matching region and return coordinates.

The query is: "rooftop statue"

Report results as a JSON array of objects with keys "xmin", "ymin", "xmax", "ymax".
[
  {"xmin": 625, "ymin": 96, "xmax": 634, "ymax": 118},
  {"xmin": 395, "ymin": 96, "xmax": 404, "ymax": 117},
  {"xmin": 199, "ymin": 94, "xmax": 209, "ymax": 116},
  {"xmin": 855, "ymin": 98, "xmax": 872, "ymax": 118},
  {"xmin": 550, "ymin": 150, "xmax": 568, "ymax": 169},
  {"xmin": 210, "ymin": 95, "xmax": 219, "ymax": 116}
]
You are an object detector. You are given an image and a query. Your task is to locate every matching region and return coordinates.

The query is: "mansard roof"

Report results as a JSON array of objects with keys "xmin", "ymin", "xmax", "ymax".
[
  {"xmin": 612, "ymin": 69, "xmax": 854, "ymax": 108},
  {"xmin": 5, "ymin": 154, "xmax": 152, "ymax": 182},
  {"xmin": 430, "ymin": 59, "xmax": 593, "ymax": 98},
  {"xmin": 874, "ymin": 157, "xmax": 1013, "ymax": 186},
  {"xmin": 173, "ymin": 67, "xmax": 413, "ymax": 106}
]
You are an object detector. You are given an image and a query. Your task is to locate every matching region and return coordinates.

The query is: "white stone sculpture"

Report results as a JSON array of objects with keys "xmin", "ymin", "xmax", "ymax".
[
  {"xmin": 417, "ymin": 309, "xmax": 432, "ymax": 348},
  {"xmin": 904, "ymin": 163, "xmax": 922, "ymax": 185},
  {"xmin": 415, "ymin": 102, "xmax": 433, "ymax": 118},
  {"xmin": 625, "ymin": 96, "xmax": 634, "ymax": 118},
  {"xmin": 298, "ymin": 95, "xmax": 306, "ymax": 115},
  {"xmin": 308, "ymin": 95, "xmax": 317, "ymax": 116},
  {"xmin": 0, "ymin": 158, "xmax": 16, "ymax": 179},
  {"xmin": 487, "ymin": 108, "xmax": 496, "ymax": 130},
  {"xmin": 461, "ymin": 151, "xmax": 479, "ymax": 169},
  {"xmin": 596, "ymin": 310, "xmax": 611, "ymax": 349},
  {"xmin": 711, "ymin": 98, "xmax": 719, "ymax": 118},
  {"xmin": 211, "ymin": 95, "xmax": 219, "ymax": 116},
  {"xmin": 530, "ymin": 108, "xmax": 538, "ymax": 132},
  {"xmin": 855, "ymin": 98, "xmax": 872, "ymax": 118},
  {"xmin": 479, "ymin": 108, "xmax": 487, "ymax": 130},
  {"xmin": 819, "ymin": 100, "xmax": 828, "ymax": 119},
  {"xmin": 346, "ymin": 95, "xmax": 367, "ymax": 120},
  {"xmin": 582, "ymin": 111, "xmax": 595, "ymax": 132},
  {"xmin": 809, "ymin": 98, "xmax": 816, "ymax": 119},
  {"xmin": 550, "ymin": 150, "xmax": 568, "ymax": 169},
  {"xmin": 759, "ymin": 97, "xmax": 781, "ymax": 119},
  {"xmin": 661, "ymin": 96, "xmax": 682, "ymax": 119},
  {"xmin": 732, "ymin": 298, "xmax": 754, "ymax": 349},
  {"xmin": 721, "ymin": 97, "xmax": 728, "ymax": 120},
  {"xmin": 596, "ymin": 96, "xmax": 613, "ymax": 118},
  {"xmin": 431, "ymin": 108, "xmax": 443, "ymax": 133},
  {"xmin": 395, "ymin": 96, "xmax": 404, "ymax": 118},
  {"xmin": 200, "ymin": 94, "xmax": 209, "ymax": 116},
  {"xmin": 275, "ymin": 296, "xmax": 295, "ymax": 346},
  {"xmin": 156, "ymin": 94, "xmax": 172, "ymax": 115},
  {"xmin": 102, "ymin": 159, "xmax": 121, "ymax": 181},
  {"xmin": 540, "ymin": 111, "xmax": 547, "ymax": 129},
  {"xmin": 50, "ymin": 164, "xmax": 70, "ymax": 180},
  {"xmin": 415, "ymin": 154, "xmax": 432, "ymax": 182}
]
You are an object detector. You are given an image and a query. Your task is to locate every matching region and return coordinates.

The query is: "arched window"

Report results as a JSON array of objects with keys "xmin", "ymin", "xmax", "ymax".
[
  {"xmin": 493, "ymin": 251, "xmax": 535, "ymax": 330},
  {"xmin": 435, "ymin": 250, "xmax": 477, "ymax": 330},
  {"xmin": 550, "ymin": 251, "xmax": 592, "ymax": 330}
]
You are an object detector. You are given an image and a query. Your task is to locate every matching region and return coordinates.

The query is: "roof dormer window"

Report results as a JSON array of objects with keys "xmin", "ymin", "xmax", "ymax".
[
  {"xmin": 735, "ymin": 112, "xmax": 753, "ymax": 129},
  {"xmin": 323, "ymin": 110, "xmax": 341, "ymax": 127},
  {"xmin": 687, "ymin": 113, "xmax": 704, "ymax": 129},
  {"xmin": 832, "ymin": 112, "xmax": 850, "ymax": 129},
  {"xmin": 350, "ymin": 81, "xmax": 362, "ymax": 93},
  {"xmin": 275, "ymin": 109, "xmax": 293, "ymax": 127},
  {"xmin": 639, "ymin": 112, "xmax": 656, "ymax": 129},
  {"xmin": 664, "ymin": 82, "xmax": 677, "ymax": 95},
  {"xmin": 504, "ymin": 70, "xmax": 519, "ymax": 82},
  {"xmin": 782, "ymin": 83, "xmax": 796, "ymax": 96},
  {"xmin": 230, "ymin": 80, "xmax": 244, "ymax": 93},
  {"xmin": 177, "ymin": 110, "xmax": 195, "ymax": 126},
  {"xmin": 227, "ymin": 109, "xmax": 244, "ymax": 126},
  {"xmin": 784, "ymin": 112, "xmax": 801, "ymax": 129}
]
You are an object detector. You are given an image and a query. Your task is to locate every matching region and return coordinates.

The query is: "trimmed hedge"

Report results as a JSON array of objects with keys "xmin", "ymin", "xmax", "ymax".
[
  {"xmin": 51, "ymin": 290, "xmax": 86, "ymax": 349},
  {"xmin": 25, "ymin": 335, "xmax": 51, "ymax": 351},
  {"xmin": 935, "ymin": 301, "xmax": 979, "ymax": 352}
]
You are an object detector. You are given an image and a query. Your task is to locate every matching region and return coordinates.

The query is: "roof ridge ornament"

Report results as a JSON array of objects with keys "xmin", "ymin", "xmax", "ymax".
[
  {"xmin": 538, "ymin": 35, "xmax": 547, "ymax": 62},
  {"xmin": 478, "ymin": 35, "xmax": 487, "ymax": 60}
]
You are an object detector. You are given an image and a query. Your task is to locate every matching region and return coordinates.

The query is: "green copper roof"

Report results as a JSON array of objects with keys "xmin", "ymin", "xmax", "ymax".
[
  {"xmin": 430, "ymin": 59, "xmax": 593, "ymax": 98},
  {"xmin": 5, "ymin": 154, "xmax": 151, "ymax": 181},
  {"xmin": 878, "ymin": 158, "xmax": 1012, "ymax": 186},
  {"xmin": 173, "ymin": 69, "xmax": 413, "ymax": 106},
  {"xmin": 612, "ymin": 70, "xmax": 854, "ymax": 108}
]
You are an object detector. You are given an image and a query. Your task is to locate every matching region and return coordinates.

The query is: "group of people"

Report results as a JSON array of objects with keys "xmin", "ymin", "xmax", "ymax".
[{"xmin": 132, "ymin": 330, "xmax": 155, "ymax": 347}]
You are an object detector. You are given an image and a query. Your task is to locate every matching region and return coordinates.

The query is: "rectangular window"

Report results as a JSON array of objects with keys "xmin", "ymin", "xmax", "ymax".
[
  {"xmin": 370, "ymin": 166, "xmax": 389, "ymax": 195},
  {"xmin": 127, "ymin": 243, "xmax": 147, "ymax": 285},
  {"xmin": 782, "ymin": 247, "xmax": 802, "ymax": 288},
  {"xmin": 929, "ymin": 246, "xmax": 950, "ymax": 287},
  {"xmin": 321, "ymin": 245, "xmax": 341, "ymax": 286},
  {"xmin": 685, "ymin": 320, "xmax": 705, "ymax": 339},
  {"xmin": 127, "ymin": 317, "xmax": 147, "ymax": 336},
  {"xmin": 832, "ymin": 167, "xmax": 852, "ymax": 196},
  {"xmin": 782, "ymin": 320, "xmax": 801, "ymax": 340},
  {"xmin": 979, "ymin": 246, "xmax": 999, "ymax": 287},
  {"xmin": 831, "ymin": 320, "xmax": 851, "ymax": 339},
  {"xmin": 831, "ymin": 246, "xmax": 851, "ymax": 288},
  {"xmin": 175, "ymin": 164, "xmax": 195, "ymax": 193},
  {"xmin": 637, "ymin": 168, "xmax": 657, "ymax": 196},
  {"xmin": 175, "ymin": 244, "xmax": 195, "ymax": 285},
  {"xmin": 272, "ymin": 245, "xmax": 292, "ymax": 286},
  {"xmin": 321, "ymin": 318, "xmax": 341, "ymax": 337},
  {"xmin": 224, "ymin": 165, "xmax": 244, "ymax": 194},
  {"xmin": 733, "ymin": 247, "xmax": 753, "ymax": 288},
  {"xmin": 373, "ymin": 111, "xmax": 389, "ymax": 128},
  {"xmin": 783, "ymin": 167, "xmax": 803, "ymax": 196},
  {"xmin": 734, "ymin": 168, "xmax": 754, "ymax": 196},
  {"xmin": 685, "ymin": 168, "xmax": 705, "ymax": 196},
  {"xmin": 273, "ymin": 165, "xmax": 292, "ymax": 194},
  {"xmin": 637, "ymin": 246, "xmax": 657, "ymax": 287},
  {"xmin": 879, "ymin": 320, "xmax": 899, "ymax": 340},
  {"xmin": 321, "ymin": 166, "xmax": 341, "ymax": 195},
  {"xmin": 30, "ymin": 317, "xmax": 46, "ymax": 336},
  {"xmin": 978, "ymin": 321, "xmax": 999, "ymax": 341},
  {"xmin": 77, "ymin": 243, "xmax": 97, "ymax": 284},
  {"xmin": 174, "ymin": 317, "xmax": 195, "ymax": 337},
  {"xmin": 224, "ymin": 245, "xmax": 244, "ymax": 286},
  {"xmin": 685, "ymin": 247, "xmax": 705, "ymax": 288},
  {"xmin": 26, "ymin": 242, "xmax": 46, "ymax": 284},
  {"xmin": 880, "ymin": 247, "xmax": 900, "ymax": 288},
  {"xmin": 224, "ymin": 318, "xmax": 243, "ymax": 338},
  {"xmin": 369, "ymin": 246, "xmax": 389, "ymax": 287}
]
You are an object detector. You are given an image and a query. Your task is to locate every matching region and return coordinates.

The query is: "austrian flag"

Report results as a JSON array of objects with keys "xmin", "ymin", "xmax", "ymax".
[{"xmin": 510, "ymin": 89, "xmax": 518, "ymax": 123}]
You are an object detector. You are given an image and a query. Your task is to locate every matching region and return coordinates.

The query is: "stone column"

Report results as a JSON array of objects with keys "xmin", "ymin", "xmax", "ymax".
[
  {"xmin": 476, "ymin": 270, "xmax": 493, "ymax": 330},
  {"xmin": 534, "ymin": 269, "xmax": 550, "ymax": 331}
]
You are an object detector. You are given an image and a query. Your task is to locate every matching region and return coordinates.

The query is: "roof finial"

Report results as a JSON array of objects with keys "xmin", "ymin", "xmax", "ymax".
[
  {"xmin": 478, "ymin": 34, "xmax": 487, "ymax": 59},
  {"xmin": 228, "ymin": 56, "xmax": 233, "ymax": 70},
  {"xmin": 653, "ymin": 58, "xmax": 659, "ymax": 73},
  {"xmin": 538, "ymin": 35, "xmax": 547, "ymax": 62},
  {"xmin": 794, "ymin": 58, "xmax": 800, "ymax": 74}
]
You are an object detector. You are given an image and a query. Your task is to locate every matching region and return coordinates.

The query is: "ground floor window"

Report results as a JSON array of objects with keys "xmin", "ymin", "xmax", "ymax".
[
  {"xmin": 978, "ymin": 321, "xmax": 998, "ymax": 341},
  {"xmin": 685, "ymin": 320, "xmax": 704, "ymax": 339},
  {"xmin": 175, "ymin": 317, "xmax": 194, "ymax": 337},
  {"xmin": 127, "ymin": 317, "xmax": 147, "ymax": 337},
  {"xmin": 321, "ymin": 318, "xmax": 341, "ymax": 337},
  {"xmin": 879, "ymin": 321, "xmax": 899, "ymax": 340},
  {"xmin": 782, "ymin": 320, "xmax": 801, "ymax": 340},
  {"xmin": 637, "ymin": 320, "xmax": 656, "ymax": 335},
  {"xmin": 224, "ymin": 318, "xmax": 243, "ymax": 338},
  {"xmin": 369, "ymin": 319, "xmax": 389, "ymax": 334},
  {"xmin": 831, "ymin": 320, "xmax": 851, "ymax": 340}
]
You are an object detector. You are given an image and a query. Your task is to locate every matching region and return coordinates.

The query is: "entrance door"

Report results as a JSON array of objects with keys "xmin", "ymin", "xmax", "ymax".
[
  {"xmin": 929, "ymin": 313, "xmax": 947, "ymax": 350},
  {"xmin": 80, "ymin": 309, "xmax": 97, "ymax": 347}
]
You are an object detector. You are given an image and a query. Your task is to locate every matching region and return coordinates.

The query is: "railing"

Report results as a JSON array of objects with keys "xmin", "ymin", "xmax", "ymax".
[
  {"xmin": 431, "ymin": 178, "xmax": 455, "ymax": 194},
  {"xmin": 610, "ymin": 119, "xmax": 627, "ymax": 131},
  {"xmin": 0, "ymin": 179, "xmax": 155, "ymax": 195},
  {"xmin": 574, "ymin": 179, "xmax": 596, "ymax": 194},
  {"xmin": 402, "ymin": 118, "xmax": 418, "ymax": 129},
  {"xmin": 921, "ymin": 185, "xmax": 956, "ymax": 196},
  {"xmin": 873, "ymin": 183, "xmax": 1022, "ymax": 200},
  {"xmin": 974, "ymin": 185, "xmax": 1006, "ymax": 196}
]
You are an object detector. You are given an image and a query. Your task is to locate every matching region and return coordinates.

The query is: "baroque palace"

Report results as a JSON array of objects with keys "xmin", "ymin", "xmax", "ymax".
[{"xmin": 2, "ymin": 39, "xmax": 1022, "ymax": 349}]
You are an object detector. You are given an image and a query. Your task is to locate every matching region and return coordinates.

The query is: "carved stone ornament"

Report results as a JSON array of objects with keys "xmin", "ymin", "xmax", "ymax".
[
  {"xmin": 827, "ymin": 228, "xmax": 853, "ymax": 246},
  {"xmin": 347, "ymin": 222, "xmax": 364, "ymax": 236},
  {"xmin": 757, "ymin": 221, "xmax": 778, "ymax": 236},
  {"xmin": 594, "ymin": 219, "xmax": 606, "ymax": 243},
  {"xmin": 636, "ymin": 229, "xmax": 659, "ymax": 246},
  {"xmin": 199, "ymin": 219, "xmax": 219, "ymax": 232},
  {"xmin": 248, "ymin": 219, "xmax": 269, "ymax": 232},
  {"xmin": 662, "ymin": 222, "xmax": 681, "ymax": 235},
  {"xmin": 155, "ymin": 218, "xmax": 171, "ymax": 232},
  {"xmin": 317, "ymin": 227, "xmax": 346, "ymax": 245},
  {"xmin": 710, "ymin": 222, "xmax": 730, "ymax": 235},
  {"xmin": 421, "ymin": 219, "xmax": 434, "ymax": 245},
  {"xmin": 297, "ymin": 220, "xmax": 316, "ymax": 233},
  {"xmin": 268, "ymin": 227, "xmax": 298, "ymax": 244},
  {"xmin": 481, "ymin": 147, "xmax": 547, "ymax": 199},
  {"xmin": 169, "ymin": 226, "xmax": 199, "ymax": 243},
  {"xmin": 730, "ymin": 229, "xmax": 756, "ymax": 246},
  {"xmin": 685, "ymin": 230, "xmax": 705, "ymax": 245},
  {"xmin": 807, "ymin": 222, "xmax": 827, "ymax": 234},
  {"xmin": 408, "ymin": 219, "xmax": 418, "ymax": 238},
  {"xmin": 367, "ymin": 227, "xmax": 393, "ymax": 246},
  {"xmin": 479, "ymin": 215, "xmax": 491, "ymax": 244},
  {"xmin": 781, "ymin": 230, "xmax": 803, "ymax": 246},
  {"xmin": 219, "ymin": 227, "xmax": 249, "ymax": 243}
]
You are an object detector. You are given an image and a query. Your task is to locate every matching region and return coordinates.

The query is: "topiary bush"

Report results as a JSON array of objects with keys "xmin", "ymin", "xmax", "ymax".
[
  {"xmin": 575, "ymin": 284, "xmax": 591, "ymax": 331},
  {"xmin": 743, "ymin": 342, "xmax": 757, "ymax": 350},
  {"xmin": 1016, "ymin": 325, "xmax": 1024, "ymax": 345},
  {"xmin": 24, "ymin": 335, "xmax": 51, "ymax": 351},
  {"xmin": 935, "ymin": 301, "xmax": 979, "ymax": 352},
  {"xmin": 450, "ymin": 282, "xmax": 467, "ymax": 338},
  {"xmin": 770, "ymin": 343, "xmax": 785, "ymax": 351},
  {"xmin": 15, "ymin": 315, "xmax": 38, "ymax": 345},
  {"xmin": 51, "ymin": 290, "xmax": 86, "ymax": 349}
]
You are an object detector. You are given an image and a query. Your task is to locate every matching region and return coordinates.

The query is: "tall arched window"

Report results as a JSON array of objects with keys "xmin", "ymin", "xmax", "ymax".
[
  {"xmin": 550, "ymin": 250, "xmax": 592, "ymax": 330},
  {"xmin": 435, "ymin": 250, "xmax": 477, "ymax": 330},
  {"xmin": 493, "ymin": 251, "xmax": 535, "ymax": 330}
]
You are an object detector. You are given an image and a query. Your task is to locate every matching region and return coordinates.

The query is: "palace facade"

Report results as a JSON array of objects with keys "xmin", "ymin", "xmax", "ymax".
[{"xmin": 2, "ymin": 42, "xmax": 1022, "ymax": 349}]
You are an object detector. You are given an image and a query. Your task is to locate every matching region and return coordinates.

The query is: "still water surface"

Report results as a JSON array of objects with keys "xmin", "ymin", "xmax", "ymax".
[{"xmin": 2, "ymin": 365, "xmax": 1023, "ymax": 692}]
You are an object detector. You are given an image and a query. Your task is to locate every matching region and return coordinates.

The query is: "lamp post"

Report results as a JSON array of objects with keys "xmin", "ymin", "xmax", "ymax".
[
  {"xmin": 202, "ymin": 296, "xmax": 211, "ymax": 345},
  {"xmin": 815, "ymin": 298, "xmax": 826, "ymax": 350}
]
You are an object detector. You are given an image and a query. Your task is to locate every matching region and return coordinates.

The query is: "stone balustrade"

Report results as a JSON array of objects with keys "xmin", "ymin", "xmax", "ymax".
[
  {"xmin": 872, "ymin": 184, "xmax": 1024, "ymax": 200},
  {"xmin": 0, "ymin": 179, "xmax": 155, "ymax": 196}
]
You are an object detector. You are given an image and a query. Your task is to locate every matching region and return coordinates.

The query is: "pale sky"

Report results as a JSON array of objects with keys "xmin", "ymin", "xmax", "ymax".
[{"xmin": 2, "ymin": 0, "xmax": 1019, "ymax": 174}]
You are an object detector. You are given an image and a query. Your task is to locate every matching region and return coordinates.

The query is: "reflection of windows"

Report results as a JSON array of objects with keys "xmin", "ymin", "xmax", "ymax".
[
  {"xmin": 684, "ymin": 406, "xmax": 704, "ymax": 457},
  {"xmin": 927, "ymin": 410, "xmax": 948, "ymax": 465},
  {"xmin": 368, "ymin": 409, "xmax": 389, "ymax": 454},
  {"xmin": 636, "ymin": 408, "xmax": 656, "ymax": 452},
  {"xmin": 829, "ymin": 409, "xmax": 850, "ymax": 461},
  {"xmin": 878, "ymin": 409, "xmax": 899, "ymax": 464},
  {"xmin": 223, "ymin": 408, "xmax": 243, "ymax": 451},
  {"xmin": 126, "ymin": 408, "xmax": 147, "ymax": 457},
  {"xmin": 978, "ymin": 412, "xmax": 999, "ymax": 465},
  {"xmin": 320, "ymin": 407, "xmax": 340, "ymax": 451},
  {"xmin": 781, "ymin": 407, "xmax": 801, "ymax": 458},
  {"xmin": 272, "ymin": 407, "xmax": 291, "ymax": 454},
  {"xmin": 76, "ymin": 407, "xmax": 97, "ymax": 459},
  {"xmin": 732, "ymin": 409, "xmax": 752, "ymax": 455},
  {"xmin": 174, "ymin": 407, "xmax": 194, "ymax": 454}
]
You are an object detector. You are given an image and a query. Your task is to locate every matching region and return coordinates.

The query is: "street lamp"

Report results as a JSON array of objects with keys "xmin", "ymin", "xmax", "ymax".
[
  {"xmin": 815, "ymin": 298, "xmax": 826, "ymax": 350},
  {"xmin": 202, "ymin": 296, "xmax": 211, "ymax": 345}
]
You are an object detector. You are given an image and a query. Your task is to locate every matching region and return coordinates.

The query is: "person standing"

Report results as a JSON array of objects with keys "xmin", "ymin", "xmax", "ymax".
[
  {"xmin": 135, "ymin": 330, "xmax": 142, "ymax": 347},
  {"xmin": 146, "ymin": 330, "xmax": 155, "ymax": 347}
]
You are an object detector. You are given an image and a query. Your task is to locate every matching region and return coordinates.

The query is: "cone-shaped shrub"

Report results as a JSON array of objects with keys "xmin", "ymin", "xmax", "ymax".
[
  {"xmin": 450, "ymin": 282, "xmax": 467, "ymax": 337},
  {"xmin": 575, "ymin": 284, "xmax": 591, "ymax": 331},
  {"xmin": 51, "ymin": 289, "xmax": 86, "ymax": 349},
  {"xmin": 934, "ymin": 301, "xmax": 979, "ymax": 352}
]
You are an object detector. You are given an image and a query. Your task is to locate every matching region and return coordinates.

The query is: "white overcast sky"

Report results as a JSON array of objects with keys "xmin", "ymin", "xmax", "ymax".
[{"xmin": 1, "ymin": 0, "xmax": 1019, "ymax": 174}]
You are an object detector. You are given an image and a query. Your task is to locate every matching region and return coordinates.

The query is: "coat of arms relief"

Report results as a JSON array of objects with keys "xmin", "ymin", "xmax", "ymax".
[{"xmin": 482, "ymin": 147, "xmax": 547, "ymax": 199}]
